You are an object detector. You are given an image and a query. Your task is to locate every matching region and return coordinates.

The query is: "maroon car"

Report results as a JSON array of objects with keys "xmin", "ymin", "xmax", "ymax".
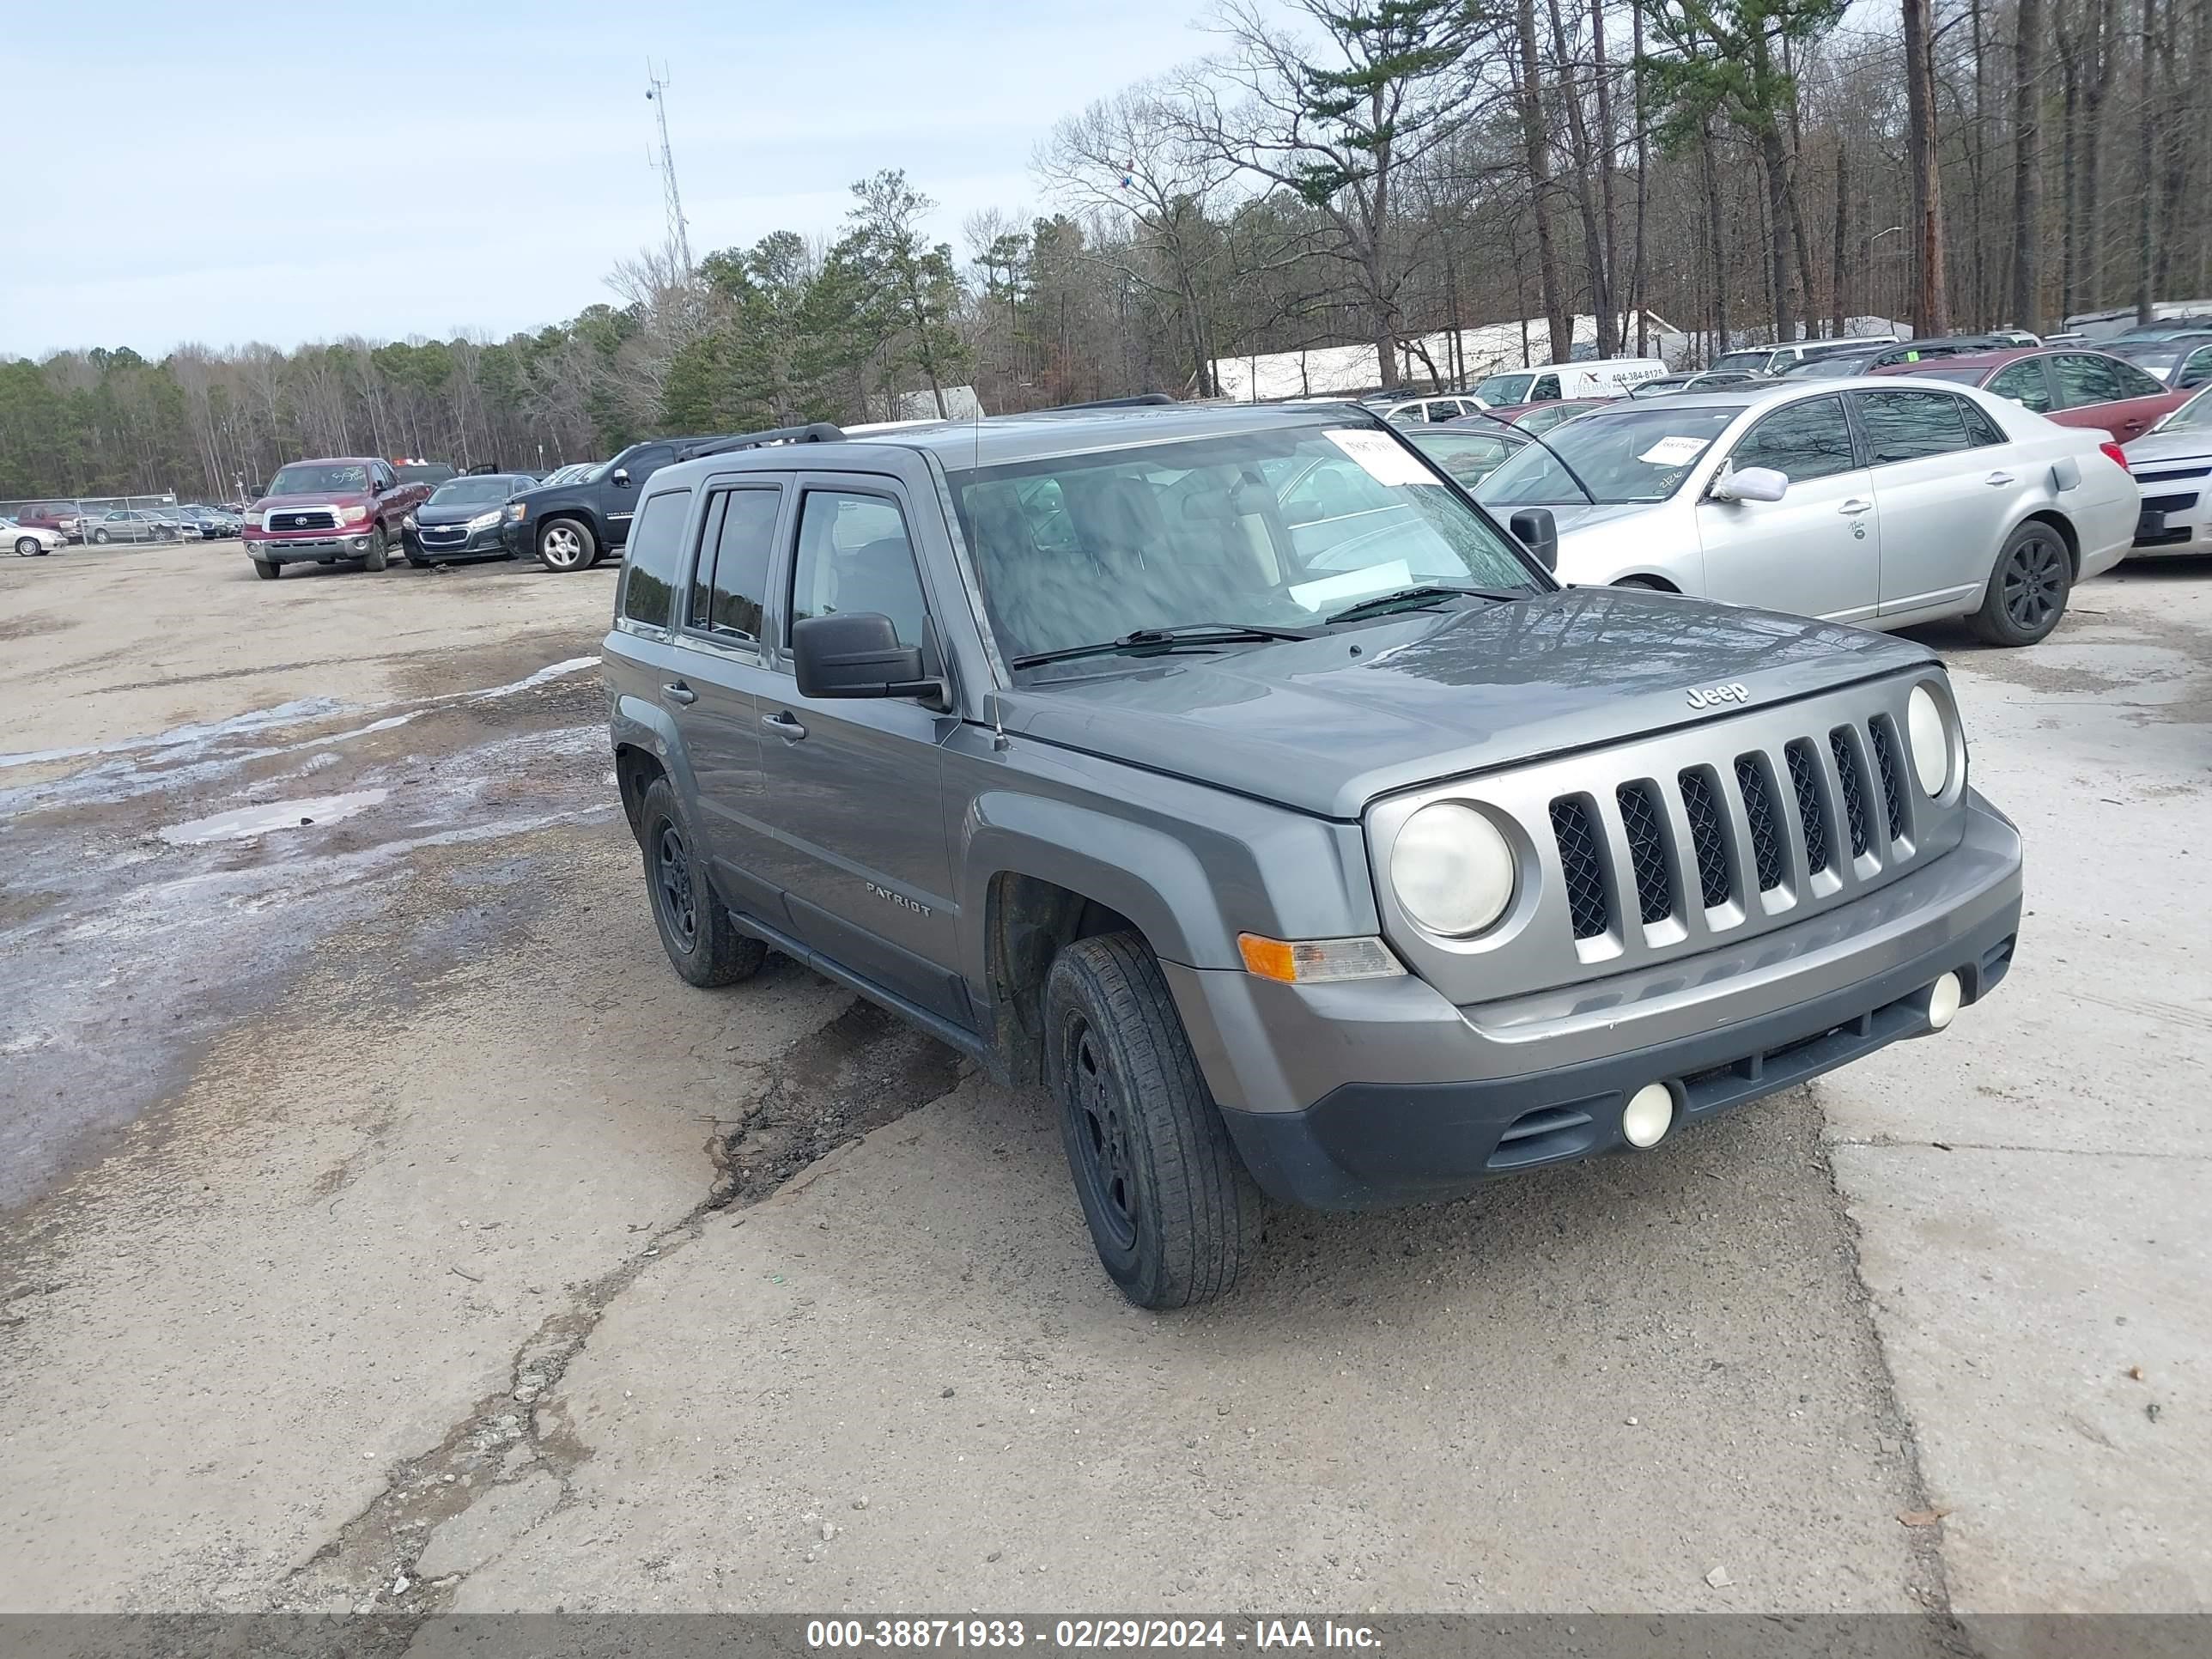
[
  {"xmin": 1872, "ymin": 347, "xmax": 2190, "ymax": 444},
  {"xmin": 1462, "ymin": 397, "xmax": 1615, "ymax": 436},
  {"xmin": 240, "ymin": 458, "xmax": 432, "ymax": 579}
]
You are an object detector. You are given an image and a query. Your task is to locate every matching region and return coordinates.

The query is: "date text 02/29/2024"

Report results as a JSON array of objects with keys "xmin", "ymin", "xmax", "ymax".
[{"xmin": 805, "ymin": 1620, "xmax": 1383, "ymax": 1650}]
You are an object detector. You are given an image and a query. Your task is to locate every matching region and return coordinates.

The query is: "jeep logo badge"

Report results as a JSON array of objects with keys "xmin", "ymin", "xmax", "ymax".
[{"xmin": 1686, "ymin": 682, "xmax": 1750, "ymax": 709}]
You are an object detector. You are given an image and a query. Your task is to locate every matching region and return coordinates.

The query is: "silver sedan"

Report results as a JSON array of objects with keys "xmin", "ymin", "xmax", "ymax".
[
  {"xmin": 1474, "ymin": 377, "xmax": 2137, "ymax": 647},
  {"xmin": 2120, "ymin": 384, "xmax": 2212, "ymax": 558}
]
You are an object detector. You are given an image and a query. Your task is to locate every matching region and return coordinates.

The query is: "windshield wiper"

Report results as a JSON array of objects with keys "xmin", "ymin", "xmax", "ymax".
[
  {"xmin": 1010, "ymin": 622, "xmax": 1317, "ymax": 670},
  {"xmin": 1323, "ymin": 584, "xmax": 1528, "ymax": 625}
]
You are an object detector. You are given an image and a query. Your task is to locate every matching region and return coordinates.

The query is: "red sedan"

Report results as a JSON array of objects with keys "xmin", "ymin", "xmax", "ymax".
[
  {"xmin": 1872, "ymin": 347, "xmax": 2188, "ymax": 443},
  {"xmin": 1458, "ymin": 397, "xmax": 1614, "ymax": 435}
]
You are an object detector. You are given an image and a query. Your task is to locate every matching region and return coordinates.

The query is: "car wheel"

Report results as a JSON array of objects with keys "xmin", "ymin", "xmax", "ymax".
[
  {"xmin": 537, "ymin": 518, "xmax": 595, "ymax": 573},
  {"xmin": 1044, "ymin": 931, "xmax": 1263, "ymax": 1310},
  {"xmin": 1612, "ymin": 576, "xmax": 1669, "ymax": 591},
  {"xmin": 14, "ymin": 536, "xmax": 43, "ymax": 557},
  {"xmin": 362, "ymin": 526, "xmax": 388, "ymax": 572},
  {"xmin": 92, "ymin": 529, "xmax": 111, "ymax": 544},
  {"xmin": 1973, "ymin": 521, "xmax": 2071, "ymax": 647},
  {"xmin": 252, "ymin": 559, "xmax": 280, "ymax": 580},
  {"xmin": 636, "ymin": 778, "xmax": 769, "ymax": 988}
]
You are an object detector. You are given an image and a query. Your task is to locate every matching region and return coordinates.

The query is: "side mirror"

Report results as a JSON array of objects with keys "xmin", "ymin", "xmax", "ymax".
[
  {"xmin": 1508, "ymin": 507, "xmax": 1558, "ymax": 572},
  {"xmin": 792, "ymin": 612, "xmax": 935, "ymax": 701},
  {"xmin": 611, "ymin": 467, "xmax": 631, "ymax": 487},
  {"xmin": 1710, "ymin": 465, "xmax": 1789, "ymax": 504}
]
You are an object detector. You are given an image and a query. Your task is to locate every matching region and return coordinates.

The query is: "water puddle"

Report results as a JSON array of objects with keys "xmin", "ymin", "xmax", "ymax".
[{"xmin": 158, "ymin": 788, "xmax": 390, "ymax": 846}]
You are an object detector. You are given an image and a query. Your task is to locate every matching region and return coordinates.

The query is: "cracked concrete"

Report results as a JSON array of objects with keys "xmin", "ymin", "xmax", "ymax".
[{"xmin": 3, "ymin": 538, "xmax": 2207, "ymax": 1618}]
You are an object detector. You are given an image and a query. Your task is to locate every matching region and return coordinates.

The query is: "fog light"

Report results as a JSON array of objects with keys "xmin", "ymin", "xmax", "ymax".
[
  {"xmin": 1925, "ymin": 971, "xmax": 1962, "ymax": 1031},
  {"xmin": 1622, "ymin": 1083, "xmax": 1675, "ymax": 1149},
  {"xmin": 352, "ymin": 536, "xmax": 370, "ymax": 551}
]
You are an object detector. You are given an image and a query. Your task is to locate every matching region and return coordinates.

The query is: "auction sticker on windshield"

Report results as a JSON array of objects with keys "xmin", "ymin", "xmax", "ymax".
[
  {"xmin": 1324, "ymin": 428, "xmax": 1433, "ymax": 486},
  {"xmin": 1637, "ymin": 435, "xmax": 1711, "ymax": 465}
]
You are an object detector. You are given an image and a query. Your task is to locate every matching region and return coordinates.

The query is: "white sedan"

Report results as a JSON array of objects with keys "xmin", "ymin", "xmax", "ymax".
[
  {"xmin": 2120, "ymin": 383, "xmax": 2212, "ymax": 558},
  {"xmin": 3, "ymin": 517, "xmax": 66, "ymax": 557},
  {"xmin": 1475, "ymin": 376, "xmax": 2137, "ymax": 646}
]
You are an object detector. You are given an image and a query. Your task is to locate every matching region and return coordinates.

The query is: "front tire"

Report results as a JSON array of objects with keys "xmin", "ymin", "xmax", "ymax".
[
  {"xmin": 1973, "ymin": 521, "xmax": 2071, "ymax": 647},
  {"xmin": 92, "ymin": 529, "xmax": 112, "ymax": 544},
  {"xmin": 252, "ymin": 558, "xmax": 280, "ymax": 580},
  {"xmin": 362, "ymin": 526, "xmax": 388, "ymax": 572},
  {"xmin": 1044, "ymin": 932, "xmax": 1262, "ymax": 1310},
  {"xmin": 537, "ymin": 518, "xmax": 595, "ymax": 573},
  {"xmin": 15, "ymin": 536, "xmax": 43, "ymax": 557},
  {"xmin": 636, "ymin": 778, "xmax": 768, "ymax": 988}
]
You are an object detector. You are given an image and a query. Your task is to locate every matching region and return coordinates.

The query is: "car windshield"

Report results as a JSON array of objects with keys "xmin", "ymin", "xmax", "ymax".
[
  {"xmin": 579, "ymin": 457, "xmax": 621, "ymax": 483},
  {"xmin": 1477, "ymin": 404, "xmax": 1742, "ymax": 506},
  {"xmin": 2108, "ymin": 340, "xmax": 2201, "ymax": 374},
  {"xmin": 267, "ymin": 463, "xmax": 370, "ymax": 495},
  {"xmin": 1471, "ymin": 372, "xmax": 1535, "ymax": 405},
  {"xmin": 945, "ymin": 423, "xmax": 1539, "ymax": 669},
  {"xmin": 2154, "ymin": 385, "xmax": 2212, "ymax": 431},
  {"xmin": 428, "ymin": 478, "xmax": 516, "ymax": 507},
  {"xmin": 1711, "ymin": 350, "xmax": 1773, "ymax": 374}
]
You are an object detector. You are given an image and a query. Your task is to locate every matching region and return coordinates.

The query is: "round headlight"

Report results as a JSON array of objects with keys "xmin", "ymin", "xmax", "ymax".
[
  {"xmin": 1390, "ymin": 803, "xmax": 1516, "ymax": 937},
  {"xmin": 1907, "ymin": 684, "xmax": 1950, "ymax": 795}
]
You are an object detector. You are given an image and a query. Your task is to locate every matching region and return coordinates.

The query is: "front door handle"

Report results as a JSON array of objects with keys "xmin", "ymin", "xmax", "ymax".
[
  {"xmin": 1984, "ymin": 471, "xmax": 2016, "ymax": 486},
  {"xmin": 662, "ymin": 682, "xmax": 696, "ymax": 706},
  {"xmin": 762, "ymin": 710, "xmax": 807, "ymax": 740},
  {"xmin": 1839, "ymin": 498, "xmax": 1873, "ymax": 514}
]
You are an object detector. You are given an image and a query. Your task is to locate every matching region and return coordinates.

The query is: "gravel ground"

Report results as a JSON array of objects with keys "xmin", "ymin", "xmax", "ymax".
[{"xmin": 0, "ymin": 539, "xmax": 2204, "ymax": 1621}]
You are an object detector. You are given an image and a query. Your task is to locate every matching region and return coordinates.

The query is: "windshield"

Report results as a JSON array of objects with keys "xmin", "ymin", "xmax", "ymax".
[
  {"xmin": 1471, "ymin": 372, "xmax": 1535, "ymax": 405},
  {"xmin": 1711, "ymin": 350, "xmax": 1773, "ymax": 374},
  {"xmin": 945, "ymin": 424, "xmax": 1539, "ymax": 667},
  {"xmin": 1477, "ymin": 404, "xmax": 1743, "ymax": 506},
  {"xmin": 2108, "ymin": 340, "xmax": 2199, "ymax": 374},
  {"xmin": 2155, "ymin": 385, "xmax": 2212, "ymax": 431},
  {"xmin": 428, "ymin": 477, "xmax": 516, "ymax": 507},
  {"xmin": 267, "ymin": 463, "xmax": 370, "ymax": 496}
]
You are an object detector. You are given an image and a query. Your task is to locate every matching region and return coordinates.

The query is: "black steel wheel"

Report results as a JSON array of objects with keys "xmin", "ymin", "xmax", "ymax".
[
  {"xmin": 635, "ymin": 777, "xmax": 767, "ymax": 988},
  {"xmin": 1044, "ymin": 932, "xmax": 1262, "ymax": 1309},
  {"xmin": 1974, "ymin": 521, "xmax": 2071, "ymax": 647}
]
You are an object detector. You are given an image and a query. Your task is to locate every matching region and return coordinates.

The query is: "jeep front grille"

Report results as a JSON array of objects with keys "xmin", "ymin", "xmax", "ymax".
[{"xmin": 1544, "ymin": 714, "xmax": 1914, "ymax": 945}]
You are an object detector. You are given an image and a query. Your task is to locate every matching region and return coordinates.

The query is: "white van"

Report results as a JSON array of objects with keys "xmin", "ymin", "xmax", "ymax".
[
  {"xmin": 1708, "ymin": 335, "xmax": 1901, "ymax": 376},
  {"xmin": 1468, "ymin": 357, "xmax": 1668, "ymax": 407}
]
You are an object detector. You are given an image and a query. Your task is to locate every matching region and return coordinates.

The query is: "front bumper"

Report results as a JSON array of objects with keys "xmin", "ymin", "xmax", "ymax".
[
  {"xmin": 1173, "ymin": 792, "xmax": 2022, "ymax": 1209},
  {"xmin": 409, "ymin": 524, "xmax": 508, "ymax": 559},
  {"xmin": 245, "ymin": 532, "xmax": 379, "ymax": 563}
]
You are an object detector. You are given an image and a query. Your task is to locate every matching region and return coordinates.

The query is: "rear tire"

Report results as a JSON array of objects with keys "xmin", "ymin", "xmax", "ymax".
[
  {"xmin": 362, "ymin": 527, "xmax": 388, "ymax": 572},
  {"xmin": 1612, "ymin": 575, "xmax": 1668, "ymax": 591},
  {"xmin": 1972, "ymin": 521, "xmax": 2071, "ymax": 647},
  {"xmin": 636, "ymin": 778, "xmax": 768, "ymax": 988},
  {"xmin": 538, "ymin": 518, "xmax": 595, "ymax": 573},
  {"xmin": 1044, "ymin": 931, "xmax": 1262, "ymax": 1310}
]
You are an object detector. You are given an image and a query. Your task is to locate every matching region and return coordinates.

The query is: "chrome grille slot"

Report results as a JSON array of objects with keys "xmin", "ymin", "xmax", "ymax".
[
  {"xmin": 1550, "ymin": 797, "xmax": 1609, "ymax": 940},
  {"xmin": 1678, "ymin": 767, "xmax": 1732, "ymax": 910},
  {"xmin": 1785, "ymin": 739, "xmax": 1832, "ymax": 873},
  {"xmin": 1735, "ymin": 753, "xmax": 1785, "ymax": 892},
  {"xmin": 1830, "ymin": 727, "xmax": 1871, "ymax": 859},
  {"xmin": 1869, "ymin": 718, "xmax": 1907, "ymax": 844},
  {"xmin": 1614, "ymin": 781, "xmax": 1675, "ymax": 926}
]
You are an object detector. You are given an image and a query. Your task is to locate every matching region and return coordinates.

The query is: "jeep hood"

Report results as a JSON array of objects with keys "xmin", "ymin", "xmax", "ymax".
[{"xmin": 1000, "ymin": 587, "xmax": 1934, "ymax": 819}]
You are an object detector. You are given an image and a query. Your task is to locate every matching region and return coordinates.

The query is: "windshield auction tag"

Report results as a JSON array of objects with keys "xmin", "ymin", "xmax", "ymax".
[
  {"xmin": 1324, "ymin": 428, "xmax": 1435, "ymax": 485},
  {"xmin": 1637, "ymin": 435, "xmax": 1711, "ymax": 465}
]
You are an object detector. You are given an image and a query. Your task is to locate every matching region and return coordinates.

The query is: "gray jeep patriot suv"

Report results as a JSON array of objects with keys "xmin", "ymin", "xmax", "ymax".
[{"xmin": 604, "ymin": 400, "xmax": 2022, "ymax": 1308}]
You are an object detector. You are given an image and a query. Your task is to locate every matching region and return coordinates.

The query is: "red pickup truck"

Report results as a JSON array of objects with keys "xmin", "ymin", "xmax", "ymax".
[{"xmin": 240, "ymin": 458, "xmax": 433, "ymax": 578}]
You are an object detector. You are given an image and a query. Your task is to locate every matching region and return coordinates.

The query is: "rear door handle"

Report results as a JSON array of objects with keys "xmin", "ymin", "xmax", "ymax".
[
  {"xmin": 662, "ymin": 682, "xmax": 696, "ymax": 706},
  {"xmin": 1984, "ymin": 471, "xmax": 2016, "ymax": 486},
  {"xmin": 762, "ymin": 710, "xmax": 807, "ymax": 740},
  {"xmin": 1839, "ymin": 498, "xmax": 1873, "ymax": 514}
]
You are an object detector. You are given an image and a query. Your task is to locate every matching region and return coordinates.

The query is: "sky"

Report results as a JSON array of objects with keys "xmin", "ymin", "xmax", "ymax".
[{"xmin": 1, "ymin": 0, "xmax": 1270, "ymax": 360}]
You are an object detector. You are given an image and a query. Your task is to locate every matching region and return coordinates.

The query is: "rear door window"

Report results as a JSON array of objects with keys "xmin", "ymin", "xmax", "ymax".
[
  {"xmin": 617, "ymin": 488, "xmax": 695, "ymax": 630},
  {"xmin": 686, "ymin": 486, "xmax": 781, "ymax": 642},
  {"xmin": 1854, "ymin": 390, "xmax": 1983, "ymax": 464},
  {"xmin": 2052, "ymin": 354, "xmax": 2130, "ymax": 407}
]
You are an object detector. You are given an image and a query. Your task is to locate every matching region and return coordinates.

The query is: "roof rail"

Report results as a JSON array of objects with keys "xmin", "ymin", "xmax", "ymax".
[
  {"xmin": 1024, "ymin": 392, "xmax": 1178, "ymax": 416},
  {"xmin": 677, "ymin": 422, "xmax": 847, "ymax": 461}
]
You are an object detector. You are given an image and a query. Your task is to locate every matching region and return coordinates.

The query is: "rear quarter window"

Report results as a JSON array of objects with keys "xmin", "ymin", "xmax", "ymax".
[{"xmin": 618, "ymin": 489, "xmax": 695, "ymax": 630}]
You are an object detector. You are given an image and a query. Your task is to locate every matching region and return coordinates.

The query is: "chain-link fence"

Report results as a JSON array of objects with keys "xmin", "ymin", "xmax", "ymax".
[{"xmin": 0, "ymin": 493, "xmax": 197, "ymax": 544}]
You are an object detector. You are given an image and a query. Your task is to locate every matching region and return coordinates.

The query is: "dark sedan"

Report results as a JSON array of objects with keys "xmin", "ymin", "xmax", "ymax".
[
  {"xmin": 401, "ymin": 474, "xmax": 536, "ymax": 567},
  {"xmin": 2103, "ymin": 333, "xmax": 2212, "ymax": 392}
]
